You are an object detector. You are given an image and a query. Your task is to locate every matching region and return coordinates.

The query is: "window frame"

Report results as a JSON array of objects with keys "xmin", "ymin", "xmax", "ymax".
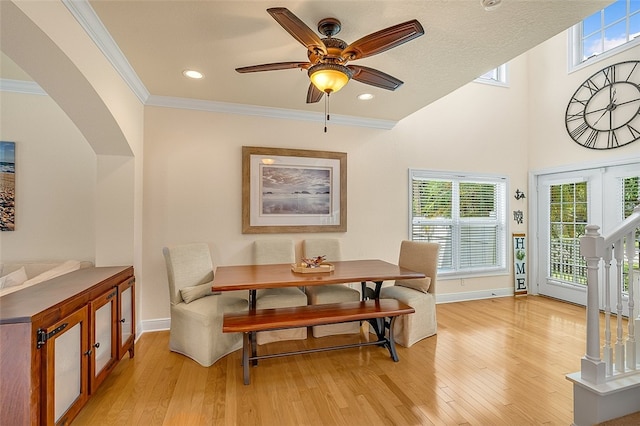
[
  {"xmin": 408, "ymin": 169, "xmax": 509, "ymax": 279},
  {"xmin": 568, "ymin": 0, "xmax": 640, "ymax": 72},
  {"xmin": 474, "ymin": 63, "xmax": 509, "ymax": 87}
]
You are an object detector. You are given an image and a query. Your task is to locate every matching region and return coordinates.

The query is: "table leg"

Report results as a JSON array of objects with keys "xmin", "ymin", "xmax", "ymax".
[
  {"xmin": 249, "ymin": 289, "xmax": 256, "ymax": 310},
  {"xmin": 373, "ymin": 281, "xmax": 383, "ymax": 298},
  {"xmin": 363, "ymin": 281, "xmax": 386, "ymax": 338},
  {"xmin": 248, "ymin": 289, "xmax": 258, "ymax": 365},
  {"xmin": 361, "ymin": 281, "xmax": 382, "ymax": 300}
]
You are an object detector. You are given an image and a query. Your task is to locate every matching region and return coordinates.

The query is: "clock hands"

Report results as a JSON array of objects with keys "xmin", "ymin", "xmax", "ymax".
[
  {"xmin": 592, "ymin": 88, "xmax": 616, "ymax": 126},
  {"xmin": 611, "ymin": 96, "xmax": 640, "ymax": 107},
  {"xmin": 585, "ymin": 96, "xmax": 640, "ymax": 115}
]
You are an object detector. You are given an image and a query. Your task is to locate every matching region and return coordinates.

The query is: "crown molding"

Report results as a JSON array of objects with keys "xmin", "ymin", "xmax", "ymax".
[
  {"xmin": 146, "ymin": 95, "xmax": 397, "ymax": 130},
  {"xmin": 0, "ymin": 78, "xmax": 396, "ymax": 129},
  {"xmin": 0, "ymin": 79, "xmax": 46, "ymax": 96},
  {"xmin": 62, "ymin": 0, "xmax": 150, "ymax": 103}
]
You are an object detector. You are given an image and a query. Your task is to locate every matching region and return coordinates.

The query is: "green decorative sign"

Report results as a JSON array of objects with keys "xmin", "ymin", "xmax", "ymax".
[{"xmin": 513, "ymin": 233, "xmax": 527, "ymax": 294}]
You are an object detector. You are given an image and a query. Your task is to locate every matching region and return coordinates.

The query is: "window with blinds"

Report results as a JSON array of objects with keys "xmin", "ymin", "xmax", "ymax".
[{"xmin": 409, "ymin": 170, "xmax": 508, "ymax": 277}]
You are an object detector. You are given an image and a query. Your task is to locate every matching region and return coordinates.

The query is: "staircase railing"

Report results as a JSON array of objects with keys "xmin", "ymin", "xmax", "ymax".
[{"xmin": 579, "ymin": 205, "xmax": 640, "ymax": 385}]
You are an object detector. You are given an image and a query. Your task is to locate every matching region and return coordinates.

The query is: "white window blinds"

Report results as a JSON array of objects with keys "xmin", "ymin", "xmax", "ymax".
[{"xmin": 409, "ymin": 170, "xmax": 507, "ymax": 276}]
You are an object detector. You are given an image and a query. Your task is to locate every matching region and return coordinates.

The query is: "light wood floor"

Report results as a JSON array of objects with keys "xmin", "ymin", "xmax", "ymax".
[{"xmin": 72, "ymin": 295, "xmax": 591, "ymax": 425}]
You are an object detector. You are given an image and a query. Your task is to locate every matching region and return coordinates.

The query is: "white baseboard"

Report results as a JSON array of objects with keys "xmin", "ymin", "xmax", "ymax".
[
  {"xmin": 137, "ymin": 291, "xmax": 515, "ymax": 333},
  {"xmin": 139, "ymin": 318, "xmax": 170, "ymax": 335},
  {"xmin": 436, "ymin": 288, "xmax": 514, "ymax": 304}
]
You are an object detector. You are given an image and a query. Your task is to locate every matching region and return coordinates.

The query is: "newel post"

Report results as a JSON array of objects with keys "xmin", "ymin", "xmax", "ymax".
[{"xmin": 579, "ymin": 224, "xmax": 607, "ymax": 384}]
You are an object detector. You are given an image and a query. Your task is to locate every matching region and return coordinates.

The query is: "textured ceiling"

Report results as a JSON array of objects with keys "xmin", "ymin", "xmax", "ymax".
[{"xmin": 3, "ymin": 1, "xmax": 612, "ymax": 125}]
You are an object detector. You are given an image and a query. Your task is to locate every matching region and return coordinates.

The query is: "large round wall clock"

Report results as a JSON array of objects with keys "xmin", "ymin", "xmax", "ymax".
[{"xmin": 565, "ymin": 60, "xmax": 640, "ymax": 150}]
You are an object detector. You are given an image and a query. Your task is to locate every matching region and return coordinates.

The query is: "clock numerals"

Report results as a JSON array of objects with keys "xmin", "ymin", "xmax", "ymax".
[
  {"xmin": 629, "ymin": 123, "xmax": 640, "ymax": 140},
  {"xmin": 570, "ymin": 122, "xmax": 589, "ymax": 140},
  {"xmin": 603, "ymin": 65, "xmax": 616, "ymax": 85},
  {"xmin": 570, "ymin": 97, "xmax": 588, "ymax": 107},
  {"xmin": 625, "ymin": 61, "xmax": 638, "ymax": 82},
  {"xmin": 580, "ymin": 78, "xmax": 601, "ymax": 96},
  {"xmin": 608, "ymin": 129, "xmax": 619, "ymax": 148},
  {"xmin": 584, "ymin": 129, "xmax": 599, "ymax": 148}
]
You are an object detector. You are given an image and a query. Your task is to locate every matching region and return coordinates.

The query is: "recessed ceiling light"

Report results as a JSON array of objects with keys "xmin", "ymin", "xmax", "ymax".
[
  {"xmin": 357, "ymin": 93, "xmax": 374, "ymax": 100},
  {"xmin": 183, "ymin": 69, "xmax": 204, "ymax": 79},
  {"xmin": 481, "ymin": 0, "xmax": 502, "ymax": 11}
]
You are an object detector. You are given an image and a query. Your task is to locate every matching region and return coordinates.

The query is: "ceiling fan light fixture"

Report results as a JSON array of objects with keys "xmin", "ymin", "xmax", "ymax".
[{"xmin": 308, "ymin": 63, "xmax": 352, "ymax": 94}]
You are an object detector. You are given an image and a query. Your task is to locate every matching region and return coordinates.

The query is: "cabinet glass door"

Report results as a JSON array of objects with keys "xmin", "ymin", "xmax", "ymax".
[
  {"xmin": 89, "ymin": 288, "xmax": 118, "ymax": 393},
  {"xmin": 42, "ymin": 306, "xmax": 89, "ymax": 425},
  {"xmin": 118, "ymin": 278, "xmax": 135, "ymax": 359}
]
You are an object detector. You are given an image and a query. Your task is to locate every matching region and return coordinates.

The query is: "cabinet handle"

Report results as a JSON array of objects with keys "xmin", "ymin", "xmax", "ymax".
[
  {"xmin": 121, "ymin": 318, "xmax": 126, "ymax": 323},
  {"xmin": 93, "ymin": 342, "xmax": 100, "ymax": 349},
  {"xmin": 84, "ymin": 349, "xmax": 92, "ymax": 356}
]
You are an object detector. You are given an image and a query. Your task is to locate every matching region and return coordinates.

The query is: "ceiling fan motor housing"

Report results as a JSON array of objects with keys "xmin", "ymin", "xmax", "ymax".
[
  {"xmin": 318, "ymin": 17, "xmax": 341, "ymax": 37},
  {"xmin": 308, "ymin": 37, "xmax": 347, "ymax": 64}
]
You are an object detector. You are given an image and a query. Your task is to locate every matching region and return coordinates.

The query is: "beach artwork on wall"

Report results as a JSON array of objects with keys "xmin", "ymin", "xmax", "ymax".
[
  {"xmin": 0, "ymin": 141, "xmax": 16, "ymax": 231},
  {"xmin": 260, "ymin": 166, "xmax": 331, "ymax": 215},
  {"xmin": 242, "ymin": 146, "xmax": 347, "ymax": 233}
]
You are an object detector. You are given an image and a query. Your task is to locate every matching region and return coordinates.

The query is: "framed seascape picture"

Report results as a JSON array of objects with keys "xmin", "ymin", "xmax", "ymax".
[
  {"xmin": 0, "ymin": 141, "xmax": 16, "ymax": 231},
  {"xmin": 242, "ymin": 146, "xmax": 346, "ymax": 233}
]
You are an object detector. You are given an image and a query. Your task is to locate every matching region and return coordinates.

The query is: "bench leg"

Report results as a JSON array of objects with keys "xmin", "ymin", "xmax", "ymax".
[
  {"xmin": 251, "ymin": 331, "xmax": 258, "ymax": 366},
  {"xmin": 243, "ymin": 332, "xmax": 251, "ymax": 385},
  {"xmin": 369, "ymin": 317, "xmax": 385, "ymax": 340},
  {"xmin": 387, "ymin": 316, "xmax": 400, "ymax": 362}
]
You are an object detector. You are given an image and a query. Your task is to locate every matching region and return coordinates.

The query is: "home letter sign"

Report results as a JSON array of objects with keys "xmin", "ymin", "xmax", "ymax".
[{"xmin": 513, "ymin": 233, "xmax": 527, "ymax": 295}]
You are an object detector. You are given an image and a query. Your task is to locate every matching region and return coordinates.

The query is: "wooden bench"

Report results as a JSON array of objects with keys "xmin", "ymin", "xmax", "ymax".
[{"xmin": 223, "ymin": 299, "xmax": 415, "ymax": 384}]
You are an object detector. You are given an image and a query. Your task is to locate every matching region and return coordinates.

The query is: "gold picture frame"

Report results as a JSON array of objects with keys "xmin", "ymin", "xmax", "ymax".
[{"xmin": 242, "ymin": 146, "xmax": 347, "ymax": 234}]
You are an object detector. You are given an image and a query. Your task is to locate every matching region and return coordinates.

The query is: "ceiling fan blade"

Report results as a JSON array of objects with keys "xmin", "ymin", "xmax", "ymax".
[
  {"xmin": 348, "ymin": 65, "xmax": 403, "ymax": 90},
  {"xmin": 267, "ymin": 8, "xmax": 327, "ymax": 56},
  {"xmin": 236, "ymin": 62, "xmax": 311, "ymax": 73},
  {"xmin": 341, "ymin": 20, "xmax": 424, "ymax": 61},
  {"xmin": 306, "ymin": 84, "xmax": 324, "ymax": 103}
]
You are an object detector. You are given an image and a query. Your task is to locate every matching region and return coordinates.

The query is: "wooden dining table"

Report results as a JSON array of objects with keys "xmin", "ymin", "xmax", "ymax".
[
  {"xmin": 213, "ymin": 259, "xmax": 425, "ymax": 369},
  {"xmin": 212, "ymin": 259, "xmax": 426, "ymax": 309}
]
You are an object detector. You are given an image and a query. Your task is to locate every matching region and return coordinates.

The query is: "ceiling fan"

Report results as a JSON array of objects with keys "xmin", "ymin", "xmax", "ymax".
[{"xmin": 236, "ymin": 7, "xmax": 425, "ymax": 104}]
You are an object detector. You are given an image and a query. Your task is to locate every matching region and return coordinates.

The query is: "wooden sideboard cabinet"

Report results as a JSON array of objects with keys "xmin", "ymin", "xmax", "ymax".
[{"xmin": 0, "ymin": 266, "xmax": 135, "ymax": 426}]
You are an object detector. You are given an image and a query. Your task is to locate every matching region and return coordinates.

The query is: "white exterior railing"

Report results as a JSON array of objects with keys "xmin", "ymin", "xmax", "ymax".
[{"xmin": 579, "ymin": 205, "xmax": 640, "ymax": 385}]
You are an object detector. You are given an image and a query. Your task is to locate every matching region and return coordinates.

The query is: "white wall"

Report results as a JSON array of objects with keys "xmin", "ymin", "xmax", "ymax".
[
  {"xmin": 141, "ymin": 53, "xmax": 531, "ymax": 321},
  {"xmin": 528, "ymin": 34, "xmax": 640, "ymax": 170},
  {"xmin": 0, "ymin": 91, "xmax": 96, "ymax": 262}
]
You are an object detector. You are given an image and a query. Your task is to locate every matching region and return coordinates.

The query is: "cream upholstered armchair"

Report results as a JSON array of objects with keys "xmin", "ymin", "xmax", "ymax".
[
  {"xmin": 162, "ymin": 243, "xmax": 248, "ymax": 366},
  {"xmin": 380, "ymin": 240, "xmax": 439, "ymax": 347},
  {"xmin": 303, "ymin": 239, "xmax": 361, "ymax": 337},
  {"xmin": 253, "ymin": 239, "xmax": 308, "ymax": 345}
]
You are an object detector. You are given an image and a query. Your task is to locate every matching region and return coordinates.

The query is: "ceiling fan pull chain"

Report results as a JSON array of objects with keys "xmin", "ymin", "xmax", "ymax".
[{"xmin": 324, "ymin": 93, "xmax": 329, "ymax": 133}]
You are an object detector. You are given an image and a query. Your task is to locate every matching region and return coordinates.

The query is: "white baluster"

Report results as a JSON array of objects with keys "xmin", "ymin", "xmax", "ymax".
[
  {"xmin": 626, "ymin": 231, "xmax": 637, "ymax": 370},
  {"xmin": 614, "ymin": 239, "xmax": 626, "ymax": 373},
  {"xmin": 603, "ymin": 248, "xmax": 613, "ymax": 376}
]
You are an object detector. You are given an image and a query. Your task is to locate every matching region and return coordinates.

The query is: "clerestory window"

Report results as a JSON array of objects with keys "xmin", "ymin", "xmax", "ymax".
[
  {"xmin": 569, "ymin": 0, "xmax": 640, "ymax": 70},
  {"xmin": 475, "ymin": 63, "xmax": 508, "ymax": 86}
]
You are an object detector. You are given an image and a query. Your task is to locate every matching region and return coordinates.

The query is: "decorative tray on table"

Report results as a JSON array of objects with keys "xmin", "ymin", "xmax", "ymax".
[{"xmin": 291, "ymin": 256, "xmax": 334, "ymax": 274}]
